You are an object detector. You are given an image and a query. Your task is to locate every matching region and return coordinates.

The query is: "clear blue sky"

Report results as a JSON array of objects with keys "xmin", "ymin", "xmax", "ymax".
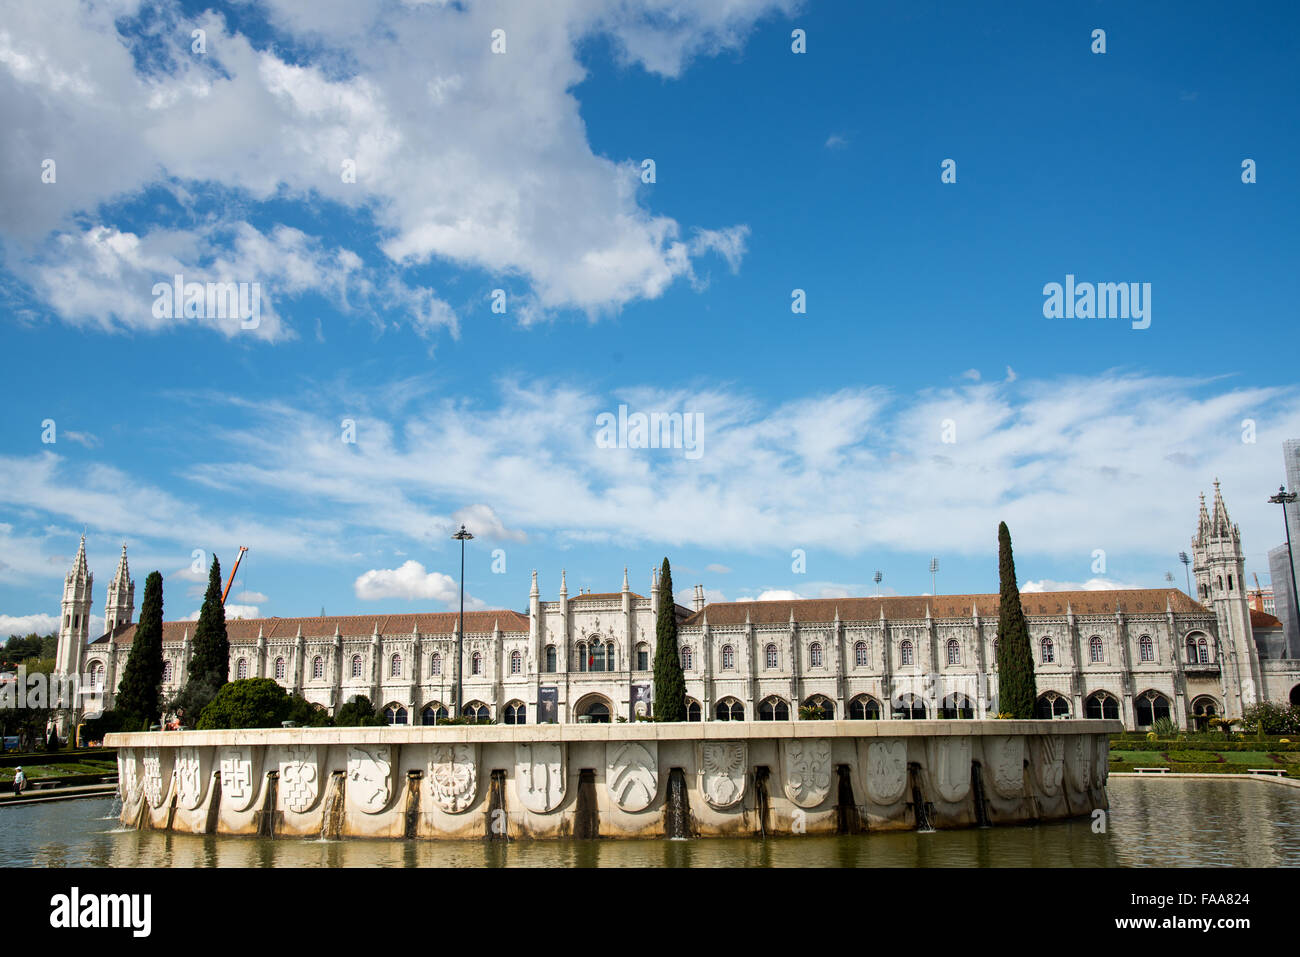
[{"xmin": 1, "ymin": 0, "xmax": 1297, "ymax": 634}]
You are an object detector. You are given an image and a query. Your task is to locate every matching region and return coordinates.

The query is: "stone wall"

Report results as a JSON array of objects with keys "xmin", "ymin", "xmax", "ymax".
[{"xmin": 106, "ymin": 720, "xmax": 1119, "ymax": 840}]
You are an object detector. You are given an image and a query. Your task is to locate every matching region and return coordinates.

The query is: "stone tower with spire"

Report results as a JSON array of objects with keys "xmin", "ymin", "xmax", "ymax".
[
  {"xmin": 1192, "ymin": 480, "xmax": 1261, "ymax": 717},
  {"xmin": 103, "ymin": 543, "xmax": 135, "ymax": 636},
  {"xmin": 56, "ymin": 536, "xmax": 93, "ymax": 677}
]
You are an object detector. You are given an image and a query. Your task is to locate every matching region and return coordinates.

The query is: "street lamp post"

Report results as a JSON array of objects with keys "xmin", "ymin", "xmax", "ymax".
[
  {"xmin": 1268, "ymin": 485, "xmax": 1300, "ymax": 650},
  {"xmin": 451, "ymin": 524, "xmax": 474, "ymax": 718},
  {"xmin": 1178, "ymin": 551, "xmax": 1192, "ymax": 597}
]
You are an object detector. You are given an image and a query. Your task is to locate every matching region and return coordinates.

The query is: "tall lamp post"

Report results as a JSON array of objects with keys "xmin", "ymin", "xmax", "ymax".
[
  {"xmin": 1268, "ymin": 485, "xmax": 1300, "ymax": 650},
  {"xmin": 929, "ymin": 557, "xmax": 939, "ymax": 596},
  {"xmin": 451, "ymin": 524, "xmax": 474, "ymax": 717},
  {"xmin": 1178, "ymin": 551, "xmax": 1192, "ymax": 597}
]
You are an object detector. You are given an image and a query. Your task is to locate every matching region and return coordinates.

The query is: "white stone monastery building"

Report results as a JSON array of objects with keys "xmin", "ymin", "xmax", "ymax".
[{"xmin": 56, "ymin": 483, "xmax": 1300, "ymax": 730}]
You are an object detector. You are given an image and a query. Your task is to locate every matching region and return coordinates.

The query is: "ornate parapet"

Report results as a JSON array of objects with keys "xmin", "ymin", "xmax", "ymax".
[{"xmin": 106, "ymin": 720, "xmax": 1119, "ymax": 840}]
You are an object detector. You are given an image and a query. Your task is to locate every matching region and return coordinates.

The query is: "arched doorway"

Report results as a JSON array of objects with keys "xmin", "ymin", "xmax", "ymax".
[
  {"xmin": 1134, "ymin": 690, "xmax": 1172, "ymax": 729},
  {"xmin": 1190, "ymin": 696, "xmax": 1219, "ymax": 731},
  {"xmin": 1035, "ymin": 691, "xmax": 1070, "ymax": 719},
  {"xmin": 574, "ymin": 693, "xmax": 612, "ymax": 723},
  {"xmin": 1291, "ymin": 684, "xmax": 1300, "ymax": 707},
  {"xmin": 940, "ymin": 693, "xmax": 974, "ymax": 719},
  {"xmin": 1085, "ymin": 691, "xmax": 1120, "ymax": 720}
]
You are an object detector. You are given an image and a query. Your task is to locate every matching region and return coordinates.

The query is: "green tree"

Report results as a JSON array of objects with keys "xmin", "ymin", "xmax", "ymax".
[
  {"xmin": 335, "ymin": 694, "xmax": 384, "ymax": 727},
  {"xmin": 652, "ymin": 557, "xmax": 687, "ymax": 721},
  {"xmin": 178, "ymin": 555, "xmax": 229, "ymax": 721},
  {"xmin": 114, "ymin": 571, "xmax": 165, "ymax": 730},
  {"xmin": 196, "ymin": 678, "xmax": 291, "ymax": 730},
  {"xmin": 287, "ymin": 693, "xmax": 333, "ymax": 727},
  {"xmin": 994, "ymin": 523, "xmax": 1037, "ymax": 719}
]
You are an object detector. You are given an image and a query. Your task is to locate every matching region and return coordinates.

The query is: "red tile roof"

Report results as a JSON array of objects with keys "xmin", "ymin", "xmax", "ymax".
[
  {"xmin": 93, "ymin": 610, "xmax": 530, "ymax": 647},
  {"xmin": 681, "ymin": 588, "xmax": 1207, "ymax": 627},
  {"xmin": 1250, "ymin": 609, "xmax": 1283, "ymax": 629}
]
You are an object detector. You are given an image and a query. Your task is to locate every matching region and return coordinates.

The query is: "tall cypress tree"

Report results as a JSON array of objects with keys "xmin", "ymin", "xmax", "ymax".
[
  {"xmin": 652, "ymin": 558, "xmax": 687, "ymax": 721},
  {"xmin": 115, "ymin": 571, "xmax": 164, "ymax": 730},
  {"xmin": 178, "ymin": 554, "xmax": 229, "ymax": 724},
  {"xmin": 994, "ymin": 522, "xmax": 1037, "ymax": 718}
]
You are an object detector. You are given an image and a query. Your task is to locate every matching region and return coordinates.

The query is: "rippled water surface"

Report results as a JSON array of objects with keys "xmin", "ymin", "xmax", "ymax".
[{"xmin": 1, "ymin": 778, "xmax": 1297, "ymax": 867}]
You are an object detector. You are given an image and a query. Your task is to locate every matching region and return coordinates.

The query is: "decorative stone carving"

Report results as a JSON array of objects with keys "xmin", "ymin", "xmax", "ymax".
[
  {"xmin": 1065, "ymin": 735, "xmax": 1091, "ymax": 793},
  {"xmin": 428, "ymin": 743, "xmax": 477, "ymax": 813},
  {"xmin": 279, "ymin": 746, "xmax": 320, "ymax": 814},
  {"xmin": 118, "ymin": 749, "xmax": 138, "ymax": 804},
  {"xmin": 926, "ymin": 736, "xmax": 972, "ymax": 803},
  {"xmin": 141, "ymin": 748, "xmax": 164, "ymax": 808},
  {"xmin": 1033, "ymin": 735, "xmax": 1064, "ymax": 796},
  {"xmin": 1092, "ymin": 734, "xmax": 1109, "ymax": 788},
  {"xmin": 175, "ymin": 746, "xmax": 206, "ymax": 810},
  {"xmin": 699, "ymin": 742, "xmax": 746, "ymax": 809},
  {"xmin": 862, "ymin": 739, "xmax": 908, "ymax": 805},
  {"xmin": 347, "ymin": 746, "xmax": 392, "ymax": 814},
  {"xmin": 515, "ymin": 742, "xmax": 564, "ymax": 813},
  {"xmin": 607, "ymin": 741, "xmax": 658, "ymax": 811},
  {"xmin": 782, "ymin": 738, "xmax": 832, "ymax": 808},
  {"xmin": 985, "ymin": 736, "xmax": 1024, "ymax": 798},
  {"xmin": 219, "ymin": 746, "xmax": 259, "ymax": 811}
]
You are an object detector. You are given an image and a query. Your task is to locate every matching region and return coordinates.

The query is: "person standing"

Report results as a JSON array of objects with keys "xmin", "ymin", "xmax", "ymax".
[{"xmin": 12, "ymin": 766, "xmax": 27, "ymax": 797}]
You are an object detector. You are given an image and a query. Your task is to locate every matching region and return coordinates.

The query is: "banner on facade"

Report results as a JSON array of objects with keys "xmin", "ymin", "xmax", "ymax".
[
  {"xmin": 538, "ymin": 686, "xmax": 559, "ymax": 724},
  {"xmin": 632, "ymin": 683, "xmax": 651, "ymax": 718}
]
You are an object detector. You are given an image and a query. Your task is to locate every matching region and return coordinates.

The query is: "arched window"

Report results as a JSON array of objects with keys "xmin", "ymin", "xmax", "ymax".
[
  {"xmin": 350, "ymin": 654, "xmax": 363, "ymax": 678},
  {"xmin": 1191, "ymin": 696, "xmax": 1218, "ymax": 731},
  {"xmin": 939, "ymin": 693, "xmax": 973, "ymax": 719},
  {"xmin": 802, "ymin": 695, "xmax": 834, "ymax": 719},
  {"xmin": 715, "ymin": 697, "xmax": 744, "ymax": 721},
  {"xmin": 384, "ymin": 704, "xmax": 408, "ymax": 726},
  {"xmin": 462, "ymin": 701, "xmax": 490, "ymax": 723},
  {"xmin": 312, "ymin": 655, "xmax": 323, "ymax": 679},
  {"xmin": 1135, "ymin": 690, "xmax": 1171, "ymax": 728},
  {"xmin": 236, "ymin": 658, "xmax": 249, "ymax": 679},
  {"xmin": 758, "ymin": 696, "xmax": 790, "ymax": 721},
  {"xmin": 421, "ymin": 703, "xmax": 448, "ymax": 725},
  {"xmin": 894, "ymin": 694, "xmax": 926, "ymax": 720},
  {"xmin": 88, "ymin": 660, "xmax": 105, "ymax": 687},
  {"xmin": 504, "ymin": 701, "xmax": 527, "ymax": 725},
  {"xmin": 1035, "ymin": 691, "xmax": 1070, "ymax": 719},
  {"xmin": 1085, "ymin": 691, "xmax": 1120, "ymax": 720},
  {"xmin": 900, "ymin": 639, "xmax": 914, "ymax": 666},
  {"xmin": 1139, "ymin": 635, "xmax": 1154, "ymax": 662},
  {"xmin": 685, "ymin": 698, "xmax": 702, "ymax": 722},
  {"xmin": 849, "ymin": 694, "xmax": 881, "ymax": 720},
  {"xmin": 162, "ymin": 660, "xmax": 174, "ymax": 683},
  {"xmin": 1089, "ymin": 636, "xmax": 1103, "ymax": 663},
  {"xmin": 636, "ymin": 643, "xmax": 649, "ymax": 671},
  {"xmin": 390, "ymin": 653, "xmax": 401, "ymax": 678},
  {"xmin": 854, "ymin": 641, "xmax": 868, "ymax": 667},
  {"xmin": 545, "ymin": 645, "xmax": 556, "ymax": 673},
  {"xmin": 471, "ymin": 651, "xmax": 483, "ymax": 675},
  {"xmin": 510, "ymin": 650, "xmax": 522, "ymax": 675},
  {"xmin": 430, "ymin": 652, "xmax": 442, "ymax": 675},
  {"xmin": 809, "ymin": 642, "xmax": 823, "ymax": 668},
  {"xmin": 722, "ymin": 644, "xmax": 735, "ymax": 670},
  {"xmin": 605, "ymin": 641, "xmax": 615, "ymax": 672},
  {"xmin": 1040, "ymin": 637, "xmax": 1055, "ymax": 664},
  {"xmin": 681, "ymin": 646, "xmax": 693, "ymax": 670},
  {"xmin": 946, "ymin": 638, "xmax": 960, "ymax": 665},
  {"xmin": 576, "ymin": 642, "xmax": 587, "ymax": 673},
  {"xmin": 992, "ymin": 638, "xmax": 999, "ymax": 666},
  {"xmin": 1197, "ymin": 636, "xmax": 1209, "ymax": 664},
  {"xmin": 766, "ymin": 643, "xmax": 778, "ymax": 669}
]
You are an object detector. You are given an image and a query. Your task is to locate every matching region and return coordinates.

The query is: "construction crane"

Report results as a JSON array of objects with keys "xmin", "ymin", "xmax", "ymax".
[{"xmin": 221, "ymin": 547, "xmax": 248, "ymax": 604}]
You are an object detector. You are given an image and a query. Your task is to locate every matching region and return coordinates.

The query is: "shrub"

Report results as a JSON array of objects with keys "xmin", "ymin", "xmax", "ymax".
[
  {"xmin": 1151, "ymin": 716, "xmax": 1178, "ymax": 738},
  {"xmin": 196, "ymin": 679, "xmax": 291, "ymax": 730},
  {"xmin": 334, "ymin": 695, "xmax": 384, "ymax": 727},
  {"xmin": 1241, "ymin": 701, "xmax": 1300, "ymax": 736},
  {"xmin": 286, "ymin": 694, "xmax": 332, "ymax": 728}
]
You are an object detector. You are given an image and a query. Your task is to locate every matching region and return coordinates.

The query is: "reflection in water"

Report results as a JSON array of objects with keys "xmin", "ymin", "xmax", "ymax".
[{"xmin": 2, "ymin": 778, "xmax": 1298, "ymax": 868}]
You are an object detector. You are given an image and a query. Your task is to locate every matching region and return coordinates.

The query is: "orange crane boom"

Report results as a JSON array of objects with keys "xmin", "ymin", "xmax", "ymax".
[{"xmin": 221, "ymin": 547, "xmax": 248, "ymax": 604}]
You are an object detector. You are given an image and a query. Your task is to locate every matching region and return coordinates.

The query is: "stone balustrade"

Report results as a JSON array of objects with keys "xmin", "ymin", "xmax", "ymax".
[{"xmin": 106, "ymin": 719, "xmax": 1120, "ymax": 839}]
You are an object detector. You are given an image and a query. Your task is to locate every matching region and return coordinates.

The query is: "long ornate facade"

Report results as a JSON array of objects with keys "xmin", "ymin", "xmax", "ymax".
[{"xmin": 60, "ymin": 483, "xmax": 1300, "ymax": 730}]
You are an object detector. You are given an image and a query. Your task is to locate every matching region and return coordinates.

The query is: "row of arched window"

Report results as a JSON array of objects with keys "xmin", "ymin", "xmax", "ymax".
[{"xmin": 377, "ymin": 700, "xmax": 528, "ymax": 726}]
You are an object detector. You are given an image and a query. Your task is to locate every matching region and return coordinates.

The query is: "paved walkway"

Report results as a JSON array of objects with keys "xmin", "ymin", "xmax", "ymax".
[
  {"xmin": 0, "ymin": 782, "xmax": 118, "ymax": 806},
  {"xmin": 1112, "ymin": 771, "xmax": 1300, "ymax": 788}
]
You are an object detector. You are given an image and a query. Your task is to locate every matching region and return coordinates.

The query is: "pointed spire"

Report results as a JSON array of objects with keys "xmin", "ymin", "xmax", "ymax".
[
  {"xmin": 744, "ymin": 606, "xmax": 751, "ymax": 626},
  {"xmin": 69, "ymin": 534, "xmax": 90, "ymax": 583},
  {"xmin": 1210, "ymin": 478, "xmax": 1233, "ymax": 536},
  {"xmin": 622, "ymin": 567, "xmax": 629, "ymax": 592},
  {"xmin": 833, "ymin": 605, "xmax": 840, "ymax": 623},
  {"xmin": 560, "ymin": 569, "xmax": 568, "ymax": 596},
  {"xmin": 972, "ymin": 600, "xmax": 981, "ymax": 621},
  {"xmin": 530, "ymin": 569, "xmax": 539, "ymax": 598}
]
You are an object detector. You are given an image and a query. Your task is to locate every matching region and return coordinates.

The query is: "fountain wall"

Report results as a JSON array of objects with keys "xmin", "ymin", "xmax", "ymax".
[{"xmin": 105, "ymin": 720, "xmax": 1119, "ymax": 839}]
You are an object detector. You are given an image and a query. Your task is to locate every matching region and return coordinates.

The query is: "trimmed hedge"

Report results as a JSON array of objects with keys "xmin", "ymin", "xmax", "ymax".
[{"xmin": 1111, "ymin": 738, "xmax": 1300, "ymax": 752}]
